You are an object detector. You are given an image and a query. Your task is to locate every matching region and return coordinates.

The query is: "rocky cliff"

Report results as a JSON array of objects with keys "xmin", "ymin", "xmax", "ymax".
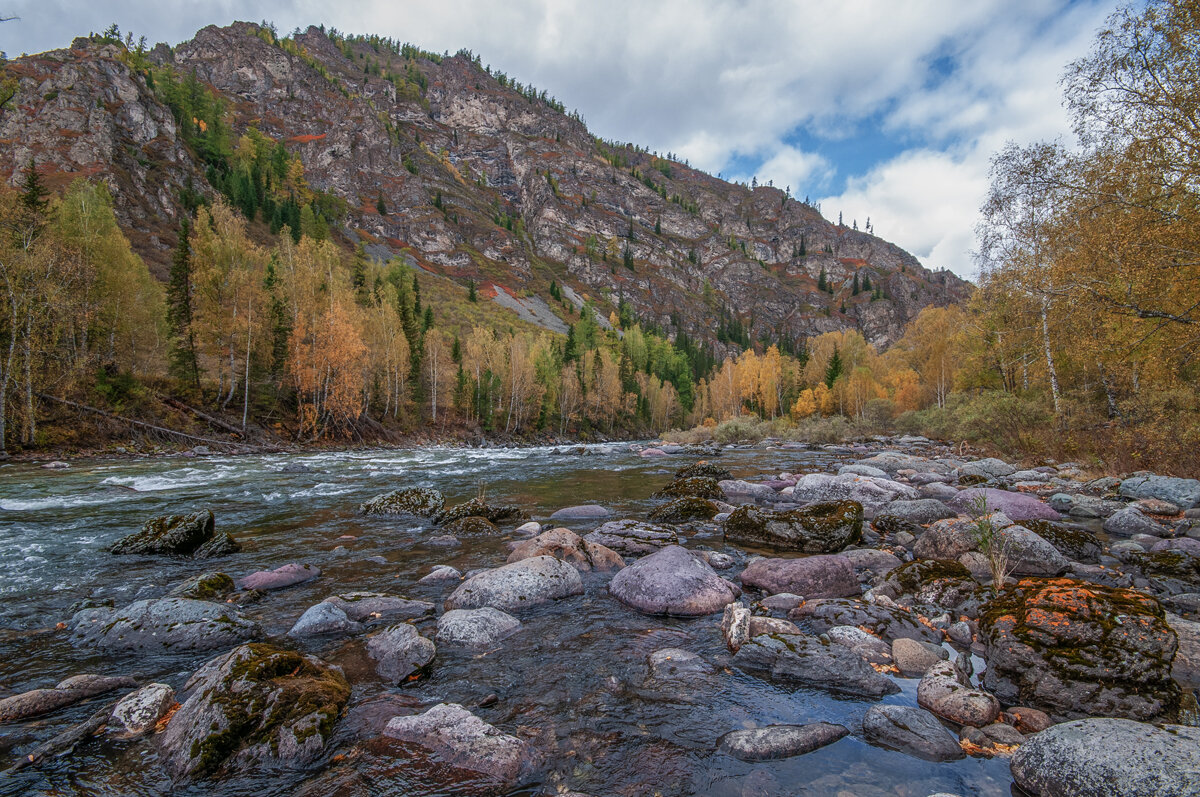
[{"xmin": 0, "ymin": 22, "xmax": 971, "ymax": 351}]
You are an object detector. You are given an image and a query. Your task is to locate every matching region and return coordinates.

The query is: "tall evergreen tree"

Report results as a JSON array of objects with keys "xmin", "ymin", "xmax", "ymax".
[
  {"xmin": 19, "ymin": 159, "xmax": 49, "ymax": 215},
  {"xmin": 166, "ymin": 217, "xmax": 200, "ymax": 391},
  {"xmin": 824, "ymin": 346, "xmax": 843, "ymax": 388}
]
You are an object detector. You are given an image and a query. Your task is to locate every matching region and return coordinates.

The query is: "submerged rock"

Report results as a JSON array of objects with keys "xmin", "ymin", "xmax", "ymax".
[
  {"xmin": 1010, "ymin": 718, "xmax": 1200, "ymax": 797},
  {"xmin": 288, "ymin": 602, "xmax": 363, "ymax": 638},
  {"xmin": 733, "ymin": 633, "xmax": 900, "ymax": 698},
  {"xmin": 237, "ymin": 563, "xmax": 320, "ymax": 591},
  {"xmin": 0, "ymin": 674, "xmax": 138, "ymax": 722},
  {"xmin": 383, "ymin": 703, "xmax": 539, "ymax": 788},
  {"xmin": 584, "ymin": 519, "xmax": 678, "ymax": 556},
  {"xmin": 366, "ymin": 624, "xmax": 436, "ymax": 683},
  {"xmin": 168, "ymin": 572, "xmax": 236, "ymax": 601},
  {"xmin": 109, "ymin": 510, "xmax": 240, "ymax": 558},
  {"xmin": 861, "ymin": 704, "xmax": 964, "ymax": 762},
  {"xmin": 69, "ymin": 598, "xmax": 261, "ymax": 653},
  {"xmin": 723, "ymin": 501, "xmax": 863, "ymax": 553},
  {"xmin": 436, "ymin": 607, "xmax": 521, "ymax": 649},
  {"xmin": 739, "ymin": 554, "xmax": 859, "ymax": 599},
  {"xmin": 357, "ymin": 488, "xmax": 444, "ymax": 518},
  {"xmin": 159, "ymin": 643, "xmax": 350, "ymax": 779},
  {"xmin": 718, "ymin": 722, "xmax": 848, "ymax": 762},
  {"xmin": 445, "ymin": 555, "xmax": 583, "ymax": 612},
  {"xmin": 507, "ymin": 528, "xmax": 624, "ymax": 571},
  {"xmin": 609, "ymin": 545, "xmax": 740, "ymax": 616},
  {"xmin": 980, "ymin": 578, "xmax": 1180, "ymax": 721},
  {"xmin": 323, "ymin": 592, "xmax": 435, "ymax": 622}
]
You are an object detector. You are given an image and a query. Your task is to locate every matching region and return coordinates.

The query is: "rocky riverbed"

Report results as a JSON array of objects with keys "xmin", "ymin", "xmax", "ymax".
[{"xmin": 0, "ymin": 440, "xmax": 1197, "ymax": 796}]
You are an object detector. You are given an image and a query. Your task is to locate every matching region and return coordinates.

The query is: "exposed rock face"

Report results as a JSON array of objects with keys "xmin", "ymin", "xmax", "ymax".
[
  {"xmin": 980, "ymin": 578, "xmax": 1181, "ymax": 721},
  {"xmin": 444, "ymin": 555, "xmax": 583, "ymax": 612},
  {"xmin": 609, "ymin": 545, "xmax": 740, "ymax": 616},
  {"xmin": 69, "ymin": 598, "xmax": 262, "ymax": 653},
  {"xmin": 739, "ymin": 554, "xmax": 859, "ymax": 599},
  {"xmin": 723, "ymin": 501, "xmax": 863, "ymax": 553},
  {"xmin": 1010, "ymin": 718, "xmax": 1200, "ymax": 797},
  {"xmin": 507, "ymin": 528, "xmax": 624, "ymax": 571},
  {"xmin": 733, "ymin": 633, "xmax": 900, "ymax": 698},
  {"xmin": 109, "ymin": 510, "xmax": 239, "ymax": 557},
  {"xmin": 159, "ymin": 643, "xmax": 350, "ymax": 779},
  {"xmin": 383, "ymin": 703, "xmax": 539, "ymax": 789},
  {"xmin": 357, "ymin": 488, "xmax": 444, "ymax": 518}
]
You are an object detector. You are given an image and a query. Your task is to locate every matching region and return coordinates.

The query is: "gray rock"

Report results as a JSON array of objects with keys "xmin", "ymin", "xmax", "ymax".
[
  {"xmin": 366, "ymin": 624, "xmax": 436, "ymax": 683},
  {"xmin": 1010, "ymin": 718, "xmax": 1200, "ymax": 797},
  {"xmin": 855, "ymin": 452, "xmax": 953, "ymax": 476},
  {"xmin": 445, "ymin": 555, "xmax": 583, "ymax": 612},
  {"xmin": 289, "ymin": 602, "xmax": 362, "ymax": 638},
  {"xmin": 645, "ymin": 647, "xmax": 715, "ymax": 687},
  {"xmin": 69, "ymin": 598, "xmax": 261, "ymax": 653},
  {"xmin": 840, "ymin": 548, "xmax": 903, "ymax": 578},
  {"xmin": 418, "ymin": 565, "xmax": 462, "ymax": 583},
  {"xmin": 787, "ymin": 472, "xmax": 919, "ymax": 513},
  {"xmin": 108, "ymin": 683, "xmax": 175, "ymax": 737},
  {"xmin": 723, "ymin": 501, "xmax": 863, "ymax": 553},
  {"xmin": 168, "ymin": 571, "xmax": 235, "ymax": 601},
  {"xmin": 609, "ymin": 545, "xmax": 740, "ymax": 616},
  {"xmin": 838, "ymin": 464, "xmax": 889, "ymax": 479},
  {"xmin": 0, "ymin": 674, "xmax": 139, "ymax": 722},
  {"xmin": 1119, "ymin": 475, "xmax": 1200, "ymax": 511},
  {"xmin": 880, "ymin": 499, "xmax": 956, "ymax": 525},
  {"xmin": 323, "ymin": 592, "xmax": 435, "ymax": 622},
  {"xmin": 861, "ymin": 704, "xmax": 964, "ymax": 762},
  {"xmin": 760, "ymin": 592, "xmax": 805, "ymax": 612},
  {"xmin": 548, "ymin": 504, "xmax": 609, "ymax": 520},
  {"xmin": 958, "ymin": 458, "xmax": 1016, "ymax": 479},
  {"xmin": 825, "ymin": 625, "xmax": 892, "ymax": 665},
  {"xmin": 733, "ymin": 633, "xmax": 900, "ymax": 698},
  {"xmin": 508, "ymin": 527, "xmax": 624, "ymax": 571},
  {"xmin": 891, "ymin": 637, "xmax": 948, "ymax": 677},
  {"xmin": 109, "ymin": 510, "xmax": 240, "ymax": 558},
  {"xmin": 436, "ymin": 607, "xmax": 521, "ymax": 649},
  {"xmin": 357, "ymin": 487, "xmax": 444, "ymax": 517},
  {"xmin": 791, "ymin": 598, "xmax": 944, "ymax": 644},
  {"xmin": 718, "ymin": 479, "xmax": 778, "ymax": 504},
  {"xmin": 917, "ymin": 660, "xmax": 1000, "ymax": 727},
  {"xmin": 947, "ymin": 488, "xmax": 1060, "ymax": 522},
  {"xmin": 999, "ymin": 526, "xmax": 1069, "ymax": 576},
  {"xmin": 383, "ymin": 703, "xmax": 538, "ymax": 788},
  {"xmin": 740, "ymin": 554, "xmax": 859, "ymax": 599},
  {"xmin": 159, "ymin": 643, "xmax": 349, "ymax": 778},
  {"xmin": 1103, "ymin": 506, "xmax": 1166, "ymax": 537},
  {"xmin": 237, "ymin": 562, "xmax": 320, "ymax": 591},
  {"xmin": 584, "ymin": 519, "xmax": 678, "ymax": 556},
  {"xmin": 718, "ymin": 722, "xmax": 848, "ymax": 761},
  {"xmin": 913, "ymin": 518, "xmax": 980, "ymax": 560}
]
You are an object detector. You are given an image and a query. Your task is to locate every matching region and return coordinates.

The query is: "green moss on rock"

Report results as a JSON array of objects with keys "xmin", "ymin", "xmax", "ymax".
[
  {"xmin": 724, "ymin": 501, "xmax": 862, "ymax": 553},
  {"xmin": 357, "ymin": 487, "xmax": 445, "ymax": 518},
  {"xmin": 648, "ymin": 497, "xmax": 720, "ymax": 524},
  {"xmin": 1020, "ymin": 520, "xmax": 1103, "ymax": 563},
  {"xmin": 438, "ymin": 497, "xmax": 526, "ymax": 525},
  {"xmin": 675, "ymin": 462, "xmax": 732, "ymax": 481},
  {"xmin": 650, "ymin": 476, "xmax": 723, "ymax": 500}
]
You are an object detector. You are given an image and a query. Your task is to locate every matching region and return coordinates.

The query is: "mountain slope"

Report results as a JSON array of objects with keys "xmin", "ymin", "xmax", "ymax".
[{"xmin": 0, "ymin": 22, "xmax": 971, "ymax": 352}]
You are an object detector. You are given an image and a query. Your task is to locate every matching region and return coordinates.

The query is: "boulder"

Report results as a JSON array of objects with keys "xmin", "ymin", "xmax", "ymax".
[
  {"xmin": 854, "ymin": 452, "xmax": 953, "ymax": 476},
  {"xmin": 418, "ymin": 565, "xmax": 462, "ymax": 583},
  {"xmin": 440, "ymin": 498, "xmax": 525, "ymax": 525},
  {"xmin": 108, "ymin": 683, "xmax": 175, "ymax": 738},
  {"xmin": 917, "ymin": 660, "xmax": 1001, "ymax": 727},
  {"xmin": 158, "ymin": 643, "xmax": 350, "ymax": 778},
  {"xmin": 237, "ymin": 563, "xmax": 320, "ymax": 591},
  {"xmin": 787, "ymin": 472, "xmax": 919, "ymax": 513},
  {"xmin": 861, "ymin": 704, "xmax": 964, "ymax": 762},
  {"xmin": 723, "ymin": 501, "xmax": 863, "ymax": 553},
  {"xmin": 880, "ymin": 499, "xmax": 957, "ymax": 525},
  {"xmin": 739, "ymin": 555, "xmax": 859, "ymax": 599},
  {"xmin": 999, "ymin": 526, "xmax": 1070, "ymax": 576},
  {"xmin": 879, "ymin": 560, "xmax": 982, "ymax": 613},
  {"xmin": 718, "ymin": 479, "xmax": 778, "ymax": 504},
  {"xmin": 1020, "ymin": 520, "xmax": 1103, "ymax": 563},
  {"xmin": 947, "ymin": 488, "xmax": 1060, "ymax": 522},
  {"xmin": 676, "ymin": 462, "xmax": 732, "ymax": 481},
  {"xmin": 366, "ymin": 624, "xmax": 436, "ymax": 683},
  {"xmin": 383, "ymin": 703, "xmax": 538, "ymax": 788},
  {"xmin": 436, "ymin": 608, "xmax": 521, "ymax": 649},
  {"xmin": 548, "ymin": 504, "xmax": 610, "ymax": 521},
  {"xmin": 357, "ymin": 487, "xmax": 444, "ymax": 518},
  {"xmin": 322, "ymin": 592, "xmax": 435, "ymax": 622},
  {"xmin": 892, "ymin": 637, "xmax": 949, "ymax": 677},
  {"xmin": 840, "ymin": 548, "xmax": 903, "ymax": 578},
  {"xmin": 838, "ymin": 464, "xmax": 889, "ymax": 479},
  {"xmin": 913, "ymin": 518, "xmax": 981, "ymax": 560},
  {"xmin": 1010, "ymin": 718, "xmax": 1200, "ymax": 797},
  {"xmin": 647, "ymin": 497, "xmax": 720, "ymax": 524},
  {"xmin": 651, "ymin": 477, "xmax": 723, "ymax": 500},
  {"xmin": 288, "ymin": 602, "xmax": 363, "ymax": 638},
  {"xmin": 507, "ymin": 528, "xmax": 624, "ymax": 571},
  {"xmin": 791, "ymin": 598, "xmax": 944, "ymax": 644},
  {"xmin": 445, "ymin": 555, "xmax": 583, "ymax": 613},
  {"xmin": 1103, "ymin": 506, "xmax": 1166, "ymax": 537},
  {"xmin": 109, "ymin": 510, "xmax": 240, "ymax": 557},
  {"xmin": 0, "ymin": 674, "xmax": 138, "ymax": 722},
  {"xmin": 733, "ymin": 633, "xmax": 900, "ymax": 698},
  {"xmin": 1127, "ymin": 550, "xmax": 1200, "ymax": 595},
  {"xmin": 609, "ymin": 545, "xmax": 740, "ymax": 616},
  {"xmin": 718, "ymin": 722, "xmax": 848, "ymax": 762},
  {"xmin": 980, "ymin": 578, "xmax": 1180, "ymax": 720},
  {"xmin": 440, "ymin": 516, "xmax": 499, "ymax": 537},
  {"xmin": 958, "ymin": 458, "xmax": 1017, "ymax": 479},
  {"xmin": 1118, "ymin": 474, "xmax": 1200, "ymax": 511},
  {"xmin": 584, "ymin": 519, "xmax": 678, "ymax": 556},
  {"xmin": 69, "ymin": 598, "xmax": 261, "ymax": 653},
  {"xmin": 168, "ymin": 572, "xmax": 236, "ymax": 601},
  {"xmin": 824, "ymin": 625, "xmax": 893, "ymax": 665}
]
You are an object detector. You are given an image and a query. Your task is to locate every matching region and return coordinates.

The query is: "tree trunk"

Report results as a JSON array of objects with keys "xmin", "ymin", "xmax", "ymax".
[
  {"xmin": 1040, "ymin": 295, "xmax": 1061, "ymax": 416},
  {"xmin": 242, "ymin": 300, "xmax": 252, "ymax": 431},
  {"xmin": 22, "ymin": 312, "xmax": 34, "ymax": 445}
]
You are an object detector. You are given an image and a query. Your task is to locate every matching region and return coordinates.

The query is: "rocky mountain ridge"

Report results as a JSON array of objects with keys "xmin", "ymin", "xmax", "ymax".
[{"xmin": 0, "ymin": 22, "xmax": 971, "ymax": 351}]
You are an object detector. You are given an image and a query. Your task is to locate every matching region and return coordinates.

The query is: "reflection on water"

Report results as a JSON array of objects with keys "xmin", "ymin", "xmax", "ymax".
[{"xmin": 0, "ymin": 444, "xmax": 1013, "ymax": 796}]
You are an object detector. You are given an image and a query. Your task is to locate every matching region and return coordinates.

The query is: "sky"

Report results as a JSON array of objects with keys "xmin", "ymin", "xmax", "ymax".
[{"xmin": 1, "ymin": 0, "xmax": 1125, "ymax": 278}]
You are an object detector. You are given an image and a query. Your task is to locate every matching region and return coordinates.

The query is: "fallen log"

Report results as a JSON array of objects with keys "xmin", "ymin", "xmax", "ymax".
[{"xmin": 35, "ymin": 394, "xmax": 263, "ymax": 451}]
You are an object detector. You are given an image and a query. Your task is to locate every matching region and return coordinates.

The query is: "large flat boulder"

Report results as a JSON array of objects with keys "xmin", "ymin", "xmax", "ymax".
[
  {"xmin": 69, "ymin": 598, "xmax": 261, "ymax": 653},
  {"xmin": 733, "ymin": 633, "xmax": 900, "ymax": 698},
  {"xmin": 717, "ymin": 722, "xmax": 848, "ymax": 762},
  {"xmin": 1119, "ymin": 474, "xmax": 1200, "ymax": 511},
  {"xmin": 739, "ymin": 555, "xmax": 859, "ymax": 599},
  {"xmin": 861, "ymin": 704, "xmax": 964, "ymax": 762},
  {"xmin": 444, "ymin": 555, "xmax": 583, "ymax": 612},
  {"xmin": 787, "ymin": 473, "xmax": 919, "ymax": 514},
  {"xmin": 357, "ymin": 487, "xmax": 444, "ymax": 518},
  {"xmin": 608, "ymin": 545, "xmax": 740, "ymax": 616},
  {"xmin": 584, "ymin": 519, "xmax": 677, "ymax": 556},
  {"xmin": 948, "ymin": 488, "xmax": 1060, "ymax": 522},
  {"xmin": 723, "ymin": 501, "xmax": 862, "ymax": 553},
  {"xmin": 507, "ymin": 528, "xmax": 624, "ymax": 571}
]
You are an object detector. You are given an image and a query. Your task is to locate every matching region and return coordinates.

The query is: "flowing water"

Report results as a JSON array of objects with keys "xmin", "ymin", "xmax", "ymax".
[{"xmin": 0, "ymin": 444, "xmax": 1014, "ymax": 796}]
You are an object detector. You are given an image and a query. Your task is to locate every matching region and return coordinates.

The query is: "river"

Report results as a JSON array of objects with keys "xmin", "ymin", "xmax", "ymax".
[{"xmin": 0, "ymin": 443, "xmax": 1014, "ymax": 796}]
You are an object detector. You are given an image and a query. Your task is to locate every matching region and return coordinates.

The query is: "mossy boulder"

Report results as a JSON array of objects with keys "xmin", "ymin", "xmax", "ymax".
[
  {"xmin": 438, "ymin": 497, "xmax": 526, "ymax": 525},
  {"xmin": 647, "ymin": 497, "xmax": 720, "ymax": 524},
  {"xmin": 872, "ymin": 514, "xmax": 923, "ymax": 537},
  {"xmin": 789, "ymin": 598, "xmax": 944, "ymax": 644},
  {"xmin": 109, "ymin": 510, "xmax": 240, "ymax": 558},
  {"xmin": 357, "ymin": 488, "xmax": 444, "ymax": 518},
  {"xmin": 69, "ymin": 597, "xmax": 261, "ymax": 653},
  {"xmin": 881, "ymin": 560, "xmax": 983, "ymax": 614},
  {"xmin": 980, "ymin": 577, "xmax": 1181, "ymax": 721},
  {"xmin": 675, "ymin": 462, "xmax": 732, "ymax": 481},
  {"xmin": 724, "ymin": 501, "xmax": 862, "ymax": 553},
  {"xmin": 958, "ymin": 473, "xmax": 987, "ymax": 486},
  {"xmin": 441, "ymin": 516, "xmax": 500, "ymax": 537},
  {"xmin": 159, "ymin": 643, "xmax": 350, "ymax": 779},
  {"xmin": 733, "ymin": 633, "xmax": 900, "ymax": 698},
  {"xmin": 1020, "ymin": 520, "xmax": 1103, "ymax": 564},
  {"xmin": 650, "ymin": 476, "xmax": 723, "ymax": 500},
  {"xmin": 169, "ymin": 572, "xmax": 236, "ymax": 601},
  {"xmin": 1128, "ymin": 550, "xmax": 1200, "ymax": 596}
]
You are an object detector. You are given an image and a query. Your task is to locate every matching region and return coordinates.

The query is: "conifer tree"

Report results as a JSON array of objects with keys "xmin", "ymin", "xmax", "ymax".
[
  {"xmin": 166, "ymin": 217, "xmax": 200, "ymax": 390},
  {"xmin": 824, "ymin": 346, "xmax": 843, "ymax": 388}
]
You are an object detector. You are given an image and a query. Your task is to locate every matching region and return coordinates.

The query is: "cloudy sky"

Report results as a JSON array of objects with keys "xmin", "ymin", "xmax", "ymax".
[{"xmin": 2, "ymin": 0, "xmax": 1122, "ymax": 277}]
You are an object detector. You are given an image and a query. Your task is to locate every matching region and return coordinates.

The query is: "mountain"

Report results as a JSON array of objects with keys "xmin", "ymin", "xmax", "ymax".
[{"xmin": 0, "ymin": 22, "xmax": 970, "ymax": 353}]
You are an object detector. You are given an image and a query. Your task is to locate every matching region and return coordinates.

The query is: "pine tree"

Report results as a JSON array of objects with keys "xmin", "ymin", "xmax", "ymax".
[
  {"xmin": 264, "ymin": 256, "xmax": 290, "ymax": 380},
  {"xmin": 376, "ymin": 191, "xmax": 387, "ymax": 215},
  {"xmin": 467, "ymin": 279, "xmax": 477, "ymax": 302},
  {"xmin": 422, "ymin": 305, "xmax": 433, "ymax": 332},
  {"xmin": 654, "ymin": 217, "xmax": 661, "ymax": 235},
  {"xmin": 817, "ymin": 268, "xmax": 828, "ymax": 292},
  {"xmin": 862, "ymin": 272, "xmax": 872, "ymax": 292},
  {"xmin": 852, "ymin": 273, "xmax": 860, "ymax": 295},
  {"xmin": 622, "ymin": 246, "xmax": 635, "ymax": 271},
  {"xmin": 824, "ymin": 346, "xmax": 843, "ymax": 388},
  {"xmin": 19, "ymin": 159, "xmax": 49, "ymax": 215},
  {"xmin": 412, "ymin": 275, "xmax": 422, "ymax": 315},
  {"xmin": 166, "ymin": 217, "xmax": 201, "ymax": 390}
]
